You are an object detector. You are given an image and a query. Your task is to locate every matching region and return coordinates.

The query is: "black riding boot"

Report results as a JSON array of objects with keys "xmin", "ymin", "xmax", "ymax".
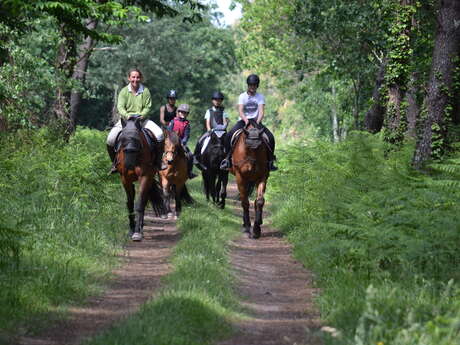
[
  {"xmin": 107, "ymin": 144, "xmax": 118, "ymax": 174},
  {"xmin": 268, "ymin": 154, "xmax": 278, "ymax": 171},
  {"xmin": 155, "ymin": 140, "xmax": 168, "ymax": 171},
  {"xmin": 188, "ymin": 155, "xmax": 197, "ymax": 179}
]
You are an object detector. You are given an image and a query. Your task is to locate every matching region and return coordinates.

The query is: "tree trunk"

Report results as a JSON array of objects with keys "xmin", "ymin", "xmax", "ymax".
[
  {"xmin": 405, "ymin": 72, "xmax": 420, "ymax": 138},
  {"xmin": 351, "ymin": 76, "xmax": 361, "ymax": 130},
  {"xmin": 53, "ymin": 24, "xmax": 77, "ymax": 138},
  {"xmin": 331, "ymin": 85, "xmax": 340, "ymax": 142},
  {"xmin": 413, "ymin": 0, "xmax": 460, "ymax": 168},
  {"xmin": 70, "ymin": 19, "xmax": 98, "ymax": 131},
  {"xmin": 383, "ymin": 0, "xmax": 414, "ymax": 145},
  {"xmin": 364, "ymin": 58, "xmax": 387, "ymax": 133}
]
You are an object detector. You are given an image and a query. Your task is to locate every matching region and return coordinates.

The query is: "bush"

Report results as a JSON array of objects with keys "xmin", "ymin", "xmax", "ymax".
[{"xmin": 268, "ymin": 132, "xmax": 460, "ymax": 343}]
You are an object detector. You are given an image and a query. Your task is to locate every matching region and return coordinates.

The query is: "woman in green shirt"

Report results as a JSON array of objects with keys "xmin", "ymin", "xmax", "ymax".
[{"xmin": 106, "ymin": 68, "xmax": 165, "ymax": 173}]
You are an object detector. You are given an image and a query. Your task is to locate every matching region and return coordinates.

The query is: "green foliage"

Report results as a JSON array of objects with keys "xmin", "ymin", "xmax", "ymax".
[
  {"xmin": 0, "ymin": 128, "xmax": 126, "ymax": 338},
  {"xmin": 0, "ymin": 21, "xmax": 58, "ymax": 128},
  {"xmin": 86, "ymin": 178, "xmax": 241, "ymax": 345},
  {"xmin": 268, "ymin": 133, "xmax": 460, "ymax": 343},
  {"xmin": 84, "ymin": 14, "xmax": 237, "ymax": 135}
]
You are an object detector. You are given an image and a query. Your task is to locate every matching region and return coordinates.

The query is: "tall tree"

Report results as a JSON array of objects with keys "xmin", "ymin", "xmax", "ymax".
[{"xmin": 413, "ymin": 0, "xmax": 460, "ymax": 168}]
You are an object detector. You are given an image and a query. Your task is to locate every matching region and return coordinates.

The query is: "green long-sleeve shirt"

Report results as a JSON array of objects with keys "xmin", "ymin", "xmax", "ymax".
[{"xmin": 117, "ymin": 84, "xmax": 152, "ymax": 119}]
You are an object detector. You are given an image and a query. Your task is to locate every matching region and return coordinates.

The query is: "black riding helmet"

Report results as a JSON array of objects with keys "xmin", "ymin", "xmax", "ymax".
[
  {"xmin": 166, "ymin": 90, "xmax": 178, "ymax": 99},
  {"xmin": 246, "ymin": 74, "xmax": 260, "ymax": 86},
  {"xmin": 212, "ymin": 91, "xmax": 224, "ymax": 100}
]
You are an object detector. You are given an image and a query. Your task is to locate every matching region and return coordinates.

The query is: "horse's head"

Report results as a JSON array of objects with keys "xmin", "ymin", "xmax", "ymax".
[
  {"xmin": 163, "ymin": 130, "xmax": 181, "ymax": 165},
  {"xmin": 119, "ymin": 116, "xmax": 143, "ymax": 169},
  {"xmin": 243, "ymin": 120, "xmax": 264, "ymax": 150}
]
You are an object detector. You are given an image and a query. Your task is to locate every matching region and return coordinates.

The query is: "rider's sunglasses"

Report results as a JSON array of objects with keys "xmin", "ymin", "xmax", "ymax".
[{"xmin": 178, "ymin": 110, "xmax": 189, "ymax": 114}]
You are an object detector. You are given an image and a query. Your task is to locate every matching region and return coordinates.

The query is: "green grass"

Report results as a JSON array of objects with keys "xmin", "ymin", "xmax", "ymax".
[
  {"xmin": 267, "ymin": 132, "xmax": 460, "ymax": 344},
  {"xmin": 0, "ymin": 128, "xmax": 127, "ymax": 340},
  {"xmin": 86, "ymin": 177, "xmax": 242, "ymax": 345}
]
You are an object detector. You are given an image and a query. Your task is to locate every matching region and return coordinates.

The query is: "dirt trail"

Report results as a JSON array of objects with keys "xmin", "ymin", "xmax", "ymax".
[
  {"xmin": 16, "ymin": 214, "xmax": 179, "ymax": 345},
  {"xmin": 219, "ymin": 184, "xmax": 322, "ymax": 345}
]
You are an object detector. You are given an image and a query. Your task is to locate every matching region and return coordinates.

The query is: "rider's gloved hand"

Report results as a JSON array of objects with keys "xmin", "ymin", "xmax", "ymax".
[{"xmin": 128, "ymin": 114, "xmax": 142, "ymax": 120}]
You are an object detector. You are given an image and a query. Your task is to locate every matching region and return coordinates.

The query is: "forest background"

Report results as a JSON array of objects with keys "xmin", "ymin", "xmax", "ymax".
[{"xmin": 1, "ymin": 0, "xmax": 460, "ymax": 344}]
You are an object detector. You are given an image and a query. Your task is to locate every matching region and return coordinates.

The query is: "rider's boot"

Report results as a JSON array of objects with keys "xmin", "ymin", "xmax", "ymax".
[
  {"xmin": 155, "ymin": 140, "xmax": 168, "ymax": 171},
  {"xmin": 188, "ymin": 155, "xmax": 197, "ymax": 179},
  {"xmin": 268, "ymin": 154, "xmax": 278, "ymax": 171},
  {"xmin": 107, "ymin": 144, "xmax": 118, "ymax": 174}
]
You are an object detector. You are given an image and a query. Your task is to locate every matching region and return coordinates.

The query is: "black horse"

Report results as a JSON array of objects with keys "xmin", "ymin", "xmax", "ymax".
[{"xmin": 196, "ymin": 129, "xmax": 229, "ymax": 208}]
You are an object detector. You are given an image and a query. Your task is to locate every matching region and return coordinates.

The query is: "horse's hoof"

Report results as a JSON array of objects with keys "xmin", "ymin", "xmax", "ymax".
[
  {"xmin": 252, "ymin": 228, "xmax": 261, "ymax": 239},
  {"xmin": 160, "ymin": 214, "xmax": 167, "ymax": 219},
  {"xmin": 167, "ymin": 212, "xmax": 174, "ymax": 219},
  {"xmin": 131, "ymin": 232, "xmax": 143, "ymax": 241}
]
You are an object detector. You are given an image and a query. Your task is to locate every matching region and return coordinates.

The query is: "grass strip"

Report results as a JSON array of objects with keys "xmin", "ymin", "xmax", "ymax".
[
  {"xmin": 86, "ymin": 177, "xmax": 242, "ymax": 345},
  {"xmin": 0, "ymin": 128, "xmax": 127, "ymax": 341}
]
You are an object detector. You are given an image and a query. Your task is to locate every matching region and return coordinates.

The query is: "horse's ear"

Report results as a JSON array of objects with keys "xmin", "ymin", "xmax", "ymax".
[{"xmin": 121, "ymin": 118, "xmax": 126, "ymax": 128}]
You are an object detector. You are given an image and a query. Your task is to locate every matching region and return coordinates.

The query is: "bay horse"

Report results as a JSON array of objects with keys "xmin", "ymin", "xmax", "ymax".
[
  {"xmin": 114, "ymin": 116, "xmax": 164, "ymax": 241},
  {"xmin": 198, "ymin": 129, "xmax": 228, "ymax": 208},
  {"xmin": 159, "ymin": 129, "xmax": 193, "ymax": 219},
  {"xmin": 230, "ymin": 120, "xmax": 270, "ymax": 239}
]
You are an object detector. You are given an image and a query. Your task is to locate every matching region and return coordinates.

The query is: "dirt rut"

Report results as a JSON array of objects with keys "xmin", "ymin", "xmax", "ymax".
[
  {"xmin": 219, "ymin": 184, "xmax": 322, "ymax": 345},
  {"xmin": 16, "ymin": 214, "xmax": 179, "ymax": 345}
]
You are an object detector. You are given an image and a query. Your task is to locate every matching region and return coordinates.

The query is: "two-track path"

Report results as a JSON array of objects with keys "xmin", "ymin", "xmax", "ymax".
[
  {"xmin": 17, "ymin": 215, "xmax": 179, "ymax": 345},
  {"xmin": 16, "ymin": 182, "xmax": 322, "ymax": 345},
  {"xmin": 219, "ymin": 183, "xmax": 322, "ymax": 345}
]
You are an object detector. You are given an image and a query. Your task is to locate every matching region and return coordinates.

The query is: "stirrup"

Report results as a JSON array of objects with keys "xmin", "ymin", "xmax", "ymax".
[{"xmin": 220, "ymin": 159, "xmax": 231, "ymax": 170}]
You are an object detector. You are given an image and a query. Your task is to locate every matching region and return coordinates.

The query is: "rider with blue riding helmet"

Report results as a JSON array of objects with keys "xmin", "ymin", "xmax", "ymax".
[
  {"xmin": 106, "ymin": 68, "xmax": 166, "ymax": 173},
  {"xmin": 220, "ymin": 74, "xmax": 277, "ymax": 171},
  {"xmin": 160, "ymin": 89, "xmax": 178, "ymax": 127},
  {"xmin": 194, "ymin": 91, "xmax": 229, "ymax": 166}
]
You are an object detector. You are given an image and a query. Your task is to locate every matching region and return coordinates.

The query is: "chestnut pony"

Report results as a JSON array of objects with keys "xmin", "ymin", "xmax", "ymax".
[
  {"xmin": 230, "ymin": 120, "xmax": 269, "ymax": 239},
  {"xmin": 115, "ymin": 116, "xmax": 164, "ymax": 241},
  {"xmin": 159, "ymin": 129, "xmax": 193, "ymax": 219}
]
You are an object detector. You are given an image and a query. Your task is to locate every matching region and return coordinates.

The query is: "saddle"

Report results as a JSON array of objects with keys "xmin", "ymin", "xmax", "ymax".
[
  {"xmin": 230, "ymin": 124, "xmax": 271, "ymax": 152},
  {"xmin": 115, "ymin": 128, "xmax": 156, "ymax": 152}
]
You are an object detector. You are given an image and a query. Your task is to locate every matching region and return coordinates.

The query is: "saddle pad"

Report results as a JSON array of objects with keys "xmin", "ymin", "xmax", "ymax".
[
  {"xmin": 141, "ymin": 128, "xmax": 155, "ymax": 150},
  {"xmin": 201, "ymin": 136, "xmax": 211, "ymax": 155}
]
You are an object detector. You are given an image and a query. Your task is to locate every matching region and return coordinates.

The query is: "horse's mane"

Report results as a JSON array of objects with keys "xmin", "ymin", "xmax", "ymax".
[{"xmin": 165, "ymin": 129, "xmax": 181, "ymax": 146}]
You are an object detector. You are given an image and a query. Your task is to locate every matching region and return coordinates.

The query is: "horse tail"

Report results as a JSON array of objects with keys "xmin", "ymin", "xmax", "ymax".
[
  {"xmin": 149, "ymin": 179, "xmax": 167, "ymax": 217},
  {"xmin": 180, "ymin": 185, "xmax": 194, "ymax": 205}
]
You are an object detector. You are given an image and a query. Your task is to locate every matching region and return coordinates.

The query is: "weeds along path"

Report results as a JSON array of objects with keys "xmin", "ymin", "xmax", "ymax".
[
  {"xmin": 17, "ymin": 213, "xmax": 179, "ymax": 345},
  {"xmin": 220, "ymin": 183, "xmax": 323, "ymax": 345}
]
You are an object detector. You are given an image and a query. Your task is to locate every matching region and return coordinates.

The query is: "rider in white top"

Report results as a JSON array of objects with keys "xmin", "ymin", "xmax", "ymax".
[{"xmin": 220, "ymin": 74, "xmax": 277, "ymax": 171}]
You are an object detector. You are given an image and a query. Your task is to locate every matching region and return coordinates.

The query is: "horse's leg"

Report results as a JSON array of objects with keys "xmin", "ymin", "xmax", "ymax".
[
  {"xmin": 252, "ymin": 179, "xmax": 266, "ymax": 239},
  {"xmin": 160, "ymin": 178, "xmax": 172, "ymax": 219},
  {"xmin": 209, "ymin": 171, "xmax": 217, "ymax": 204},
  {"xmin": 203, "ymin": 171, "xmax": 211, "ymax": 202},
  {"xmin": 218, "ymin": 171, "xmax": 228, "ymax": 209},
  {"xmin": 122, "ymin": 181, "xmax": 136, "ymax": 237},
  {"xmin": 173, "ymin": 184, "xmax": 182, "ymax": 218},
  {"xmin": 236, "ymin": 174, "xmax": 251, "ymax": 234},
  {"xmin": 132, "ymin": 176, "xmax": 152, "ymax": 241}
]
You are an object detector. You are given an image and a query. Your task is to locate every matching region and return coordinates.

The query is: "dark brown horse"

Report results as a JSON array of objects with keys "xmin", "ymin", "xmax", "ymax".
[
  {"xmin": 230, "ymin": 121, "xmax": 269, "ymax": 239},
  {"xmin": 198, "ymin": 129, "xmax": 228, "ymax": 208},
  {"xmin": 115, "ymin": 117, "xmax": 164, "ymax": 241},
  {"xmin": 159, "ymin": 129, "xmax": 193, "ymax": 219}
]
